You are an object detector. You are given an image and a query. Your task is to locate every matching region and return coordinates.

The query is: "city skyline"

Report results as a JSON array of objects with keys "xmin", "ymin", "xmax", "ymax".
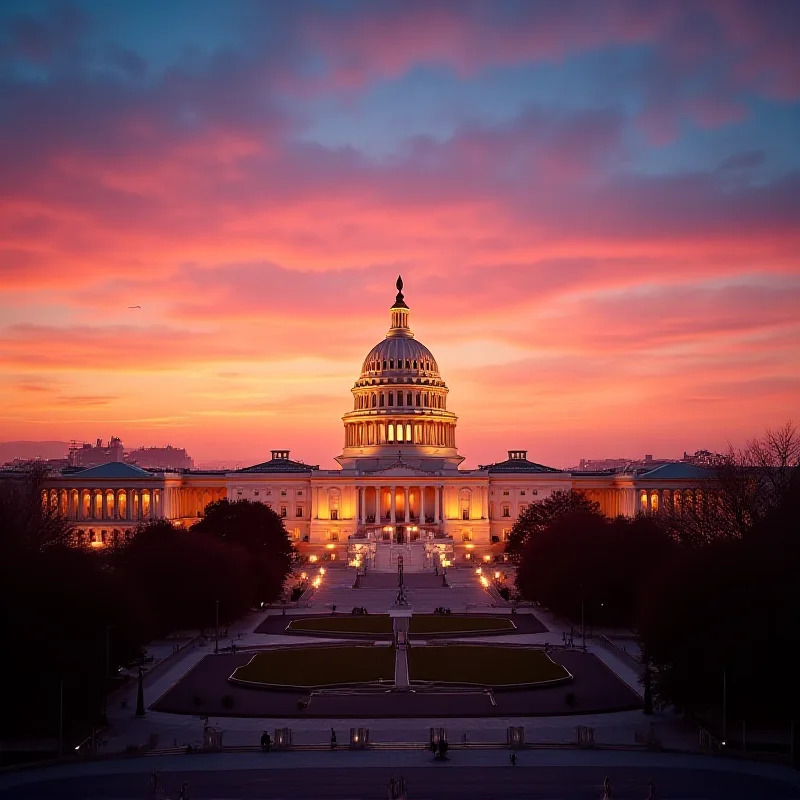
[{"xmin": 1, "ymin": 1, "xmax": 799, "ymax": 470}]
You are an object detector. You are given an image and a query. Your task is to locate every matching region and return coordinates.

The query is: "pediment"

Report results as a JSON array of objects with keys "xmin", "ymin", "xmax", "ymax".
[{"xmin": 363, "ymin": 460, "xmax": 438, "ymax": 477}]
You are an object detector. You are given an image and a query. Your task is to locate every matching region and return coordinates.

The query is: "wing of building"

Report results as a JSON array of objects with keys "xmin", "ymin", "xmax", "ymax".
[{"xmin": 42, "ymin": 277, "xmax": 709, "ymax": 569}]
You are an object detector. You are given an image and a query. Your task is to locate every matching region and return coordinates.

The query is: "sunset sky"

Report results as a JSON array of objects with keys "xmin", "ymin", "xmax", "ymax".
[{"xmin": 1, "ymin": 0, "xmax": 798, "ymax": 469}]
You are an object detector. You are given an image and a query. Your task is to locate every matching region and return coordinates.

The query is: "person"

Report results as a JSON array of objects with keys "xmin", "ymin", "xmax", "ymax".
[
  {"xmin": 261, "ymin": 730, "xmax": 271, "ymax": 752},
  {"xmin": 510, "ymin": 751, "xmax": 517, "ymax": 765},
  {"xmin": 330, "ymin": 728, "xmax": 337, "ymax": 749},
  {"xmin": 149, "ymin": 770, "xmax": 160, "ymax": 795},
  {"xmin": 602, "ymin": 775, "xmax": 612, "ymax": 798},
  {"xmin": 179, "ymin": 781, "xmax": 188, "ymax": 800},
  {"xmin": 645, "ymin": 780, "xmax": 655, "ymax": 799}
]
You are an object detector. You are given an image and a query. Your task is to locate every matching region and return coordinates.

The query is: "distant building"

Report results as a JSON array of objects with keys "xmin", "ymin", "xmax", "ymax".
[
  {"xmin": 68, "ymin": 438, "xmax": 124, "ymax": 468},
  {"xmin": 570, "ymin": 454, "xmax": 678, "ymax": 473},
  {"xmin": 126, "ymin": 445, "xmax": 194, "ymax": 471},
  {"xmin": 682, "ymin": 449, "xmax": 723, "ymax": 466}
]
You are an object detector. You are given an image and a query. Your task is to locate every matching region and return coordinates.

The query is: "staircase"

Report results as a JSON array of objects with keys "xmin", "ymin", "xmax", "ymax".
[{"xmin": 373, "ymin": 543, "xmax": 427, "ymax": 572}]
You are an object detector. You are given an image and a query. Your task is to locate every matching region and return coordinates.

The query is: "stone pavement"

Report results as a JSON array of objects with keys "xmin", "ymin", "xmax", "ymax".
[{"xmin": 96, "ymin": 566, "xmax": 688, "ymax": 758}]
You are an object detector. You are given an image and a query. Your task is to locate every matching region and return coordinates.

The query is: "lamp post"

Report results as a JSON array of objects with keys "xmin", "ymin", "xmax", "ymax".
[
  {"xmin": 215, "ymin": 600, "xmax": 220, "ymax": 655},
  {"xmin": 581, "ymin": 591, "xmax": 586, "ymax": 652},
  {"xmin": 722, "ymin": 668, "xmax": 727, "ymax": 746}
]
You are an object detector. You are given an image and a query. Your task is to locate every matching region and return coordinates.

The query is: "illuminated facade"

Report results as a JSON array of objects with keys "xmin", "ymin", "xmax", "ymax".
[{"xmin": 43, "ymin": 278, "xmax": 707, "ymax": 568}]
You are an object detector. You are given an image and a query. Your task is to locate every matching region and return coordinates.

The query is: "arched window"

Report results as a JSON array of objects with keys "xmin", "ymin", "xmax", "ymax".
[
  {"xmin": 372, "ymin": 393, "xmax": 377, "ymax": 407},
  {"xmin": 405, "ymin": 359, "xmax": 410, "ymax": 368},
  {"xmin": 388, "ymin": 392, "xmax": 394, "ymax": 406},
  {"xmin": 389, "ymin": 359, "xmax": 394, "ymax": 369},
  {"xmin": 398, "ymin": 392, "xmax": 403, "ymax": 406},
  {"xmin": 413, "ymin": 360, "xmax": 417, "ymax": 369},
  {"xmin": 406, "ymin": 392, "xmax": 412, "ymax": 405},
  {"xmin": 383, "ymin": 360, "xmax": 387, "ymax": 369},
  {"xmin": 380, "ymin": 393, "xmax": 385, "ymax": 407},
  {"xmin": 415, "ymin": 393, "xmax": 420, "ymax": 406}
]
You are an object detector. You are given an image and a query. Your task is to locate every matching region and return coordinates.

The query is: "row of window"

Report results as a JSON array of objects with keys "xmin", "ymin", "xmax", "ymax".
[
  {"xmin": 367, "ymin": 358, "xmax": 433, "ymax": 372},
  {"xmin": 498, "ymin": 489, "xmax": 537, "ymax": 496},
  {"xmin": 250, "ymin": 489, "xmax": 302, "ymax": 497},
  {"xmin": 355, "ymin": 391, "xmax": 444, "ymax": 410}
]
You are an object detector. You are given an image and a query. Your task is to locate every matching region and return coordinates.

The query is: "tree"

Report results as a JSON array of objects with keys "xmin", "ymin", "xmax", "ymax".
[
  {"xmin": 191, "ymin": 499, "xmax": 293, "ymax": 603},
  {"xmin": 661, "ymin": 421, "xmax": 799, "ymax": 546},
  {"xmin": 505, "ymin": 489, "xmax": 603, "ymax": 563},
  {"xmin": 638, "ymin": 477, "xmax": 800, "ymax": 722},
  {"xmin": 114, "ymin": 520, "xmax": 255, "ymax": 636},
  {"xmin": 515, "ymin": 512, "xmax": 673, "ymax": 626}
]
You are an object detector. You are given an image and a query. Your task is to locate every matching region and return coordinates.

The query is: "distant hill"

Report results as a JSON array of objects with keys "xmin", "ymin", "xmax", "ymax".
[{"xmin": 0, "ymin": 441, "xmax": 70, "ymax": 463}]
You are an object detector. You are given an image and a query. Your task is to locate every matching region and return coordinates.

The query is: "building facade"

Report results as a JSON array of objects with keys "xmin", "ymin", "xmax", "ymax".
[{"xmin": 42, "ymin": 278, "xmax": 708, "ymax": 569}]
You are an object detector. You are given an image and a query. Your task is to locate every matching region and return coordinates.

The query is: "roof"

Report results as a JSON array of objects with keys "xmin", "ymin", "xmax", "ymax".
[
  {"xmin": 238, "ymin": 458, "xmax": 314, "ymax": 473},
  {"xmin": 638, "ymin": 462, "xmax": 711, "ymax": 480},
  {"xmin": 485, "ymin": 458, "xmax": 562, "ymax": 474},
  {"xmin": 70, "ymin": 462, "xmax": 153, "ymax": 479}
]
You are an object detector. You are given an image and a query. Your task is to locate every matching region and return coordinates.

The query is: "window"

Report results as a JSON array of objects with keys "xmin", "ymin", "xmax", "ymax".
[
  {"xmin": 407, "ymin": 392, "xmax": 412, "ymax": 405},
  {"xmin": 372, "ymin": 394, "xmax": 377, "ymax": 407},
  {"xmin": 297, "ymin": 491, "xmax": 303, "ymax": 496},
  {"xmin": 266, "ymin": 489, "xmax": 271, "ymax": 496},
  {"xmin": 254, "ymin": 490, "xmax": 259, "ymax": 497},
  {"xmin": 237, "ymin": 490, "xmax": 243, "ymax": 498},
  {"xmin": 296, "ymin": 506, "xmax": 303, "ymax": 517},
  {"xmin": 292, "ymin": 527, "xmax": 300, "ymax": 539},
  {"xmin": 519, "ymin": 503, "xmax": 528, "ymax": 513},
  {"xmin": 520, "ymin": 490, "xmax": 526, "ymax": 496},
  {"xmin": 383, "ymin": 360, "xmax": 387, "ymax": 369},
  {"xmin": 331, "ymin": 509, "xmax": 339, "ymax": 520},
  {"xmin": 380, "ymin": 394, "xmax": 385, "ymax": 407},
  {"xmin": 280, "ymin": 506, "xmax": 287, "ymax": 518},
  {"xmin": 416, "ymin": 392, "xmax": 420, "ymax": 406},
  {"xmin": 406, "ymin": 359, "xmax": 410, "ymax": 368},
  {"xmin": 406, "ymin": 423, "xmax": 412, "ymax": 441},
  {"xmin": 502, "ymin": 528, "xmax": 511, "ymax": 541},
  {"xmin": 388, "ymin": 423, "xmax": 395, "ymax": 442},
  {"xmin": 281, "ymin": 490, "xmax": 287, "ymax": 496},
  {"xmin": 462, "ymin": 509, "xmax": 469, "ymax": 520},
  {"xmin": 503, "ymin": 490, "xmax": 510, "ymax": 496},
  {"xmin": 502, "ymin": 505, "xmax": 510, "ymax": 517},
  {"xmin": 389, "ymin": 359, "xmax": 394, "ymax": 368},
  {"xmin": 398, "ymin": 392, "xmax": 403, "ymax": 406},
  {"xmin": 388, "ymin": 392, "xmax": 394, "ymax": 406},
  {"xmin": 329, "ymin": 531, "xmax": 339, "ymax": 542}
]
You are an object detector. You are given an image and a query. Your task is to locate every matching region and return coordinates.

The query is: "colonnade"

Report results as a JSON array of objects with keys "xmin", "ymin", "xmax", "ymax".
[
  {"xmin": 639, "ymin": 487, "xmax": 712, "ymax": 515},
  {"xmin": 344, "ymin": 419, "xmax": 455, "ymax": 448},
  {"xmin": 354, "ymin": 485, "xmax": 442, "ymax": 525},
  {"xmin": 43, "ymin": 487, "xmax": 159, "ymax": 521}
]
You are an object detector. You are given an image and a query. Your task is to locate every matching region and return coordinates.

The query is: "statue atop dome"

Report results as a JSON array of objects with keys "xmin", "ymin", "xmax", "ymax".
[{"xmin": 391, "ymin": 274, "xmax": 408, "ymax": 310}]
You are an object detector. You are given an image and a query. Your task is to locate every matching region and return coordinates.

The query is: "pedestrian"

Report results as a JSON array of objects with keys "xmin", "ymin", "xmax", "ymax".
[
  {"xmin": 510, "ymin": 751, "xmax": 517, "ymax": 765},
  {"xmin": 602, "ymin": 775, "xmax": 612, "ymax": 799},
  {"xmin": 179, "ymin": 781, "xmax": 188, "ymax": 799},
  {"xmin": 330, "ymin": 728, "xmax": 337, "ymax": 749},
  {"xmin": 645, "ymin": 780, "xmax": 655, "ymax": 799}
]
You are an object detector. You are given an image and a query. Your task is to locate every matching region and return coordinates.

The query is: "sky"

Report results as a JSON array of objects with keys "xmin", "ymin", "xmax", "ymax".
[{"xmin": 0, "ymin": 0, "xmax": 798, "ymax": 469}]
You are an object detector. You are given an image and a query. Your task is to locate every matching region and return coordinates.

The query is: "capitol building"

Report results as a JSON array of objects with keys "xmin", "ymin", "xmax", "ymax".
[{"xmin": 43, "ymin": 278, "xmax": 704, "ymax": 570}]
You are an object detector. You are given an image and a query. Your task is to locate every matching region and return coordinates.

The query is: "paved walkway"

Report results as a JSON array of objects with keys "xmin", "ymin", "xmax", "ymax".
[{"xmin": 93, "ymin": 567, "xmax": 686, "ymax": 757}]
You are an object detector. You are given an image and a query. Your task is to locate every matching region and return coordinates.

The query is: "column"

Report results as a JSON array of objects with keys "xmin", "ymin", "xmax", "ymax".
[
  {"xmin": 358, "ymin": 487, "xmax": 364, "ymax": 524},
  {"xmin": 434, "ymin": 485, "xmax": 440, "ymax": 523},
  {"xmin": 390, "ymin": 485, "xmax": 396, "ymax": 524},
  {"xmin": 150, "ymin": 490, "xmax": 155, "ymax": 519},
  {"xmin": 420, "ymin": 486, "xmax": 426, "ymax": 524},
  {"xmin": 404, "ymin": 487, "xmax": 410, "ymax": 522}
]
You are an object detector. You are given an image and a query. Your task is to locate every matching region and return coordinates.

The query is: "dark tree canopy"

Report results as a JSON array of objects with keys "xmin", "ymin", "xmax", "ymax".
[
  {"xmin": 191, "ymin": 499, "xmax": 293, "ymax": 602},
  {"xmin": 113, "ymin": 520, "xmax": 255, "ymax": 636},
  {"xmin": 505, "ymin": 489, "xmax": 603, "ymax": 563},
  {"xmin": 515, "ymin": 512, "xmax": 674, "ymax": 627}
]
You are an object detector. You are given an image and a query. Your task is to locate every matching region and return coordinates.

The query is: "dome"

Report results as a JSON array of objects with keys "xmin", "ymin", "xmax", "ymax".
[{"xmin": 360, "ymin": 337, "xmax": 439, "ymax": 379}]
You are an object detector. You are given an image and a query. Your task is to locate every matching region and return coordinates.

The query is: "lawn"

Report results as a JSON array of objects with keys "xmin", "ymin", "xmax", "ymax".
[
  {"xmin": 231, "ymin": 646, "xmax": 396, "ymax": 688},
  {"xmin": 409, "ymin": 615, "xmax": 515, "ymax": 634},
  {"xmin": 287, "ymin": 614, "xmax": 515, "ymax": 636},
  {"xmin": 287, "ymin": 615, "xmax": 394, "ymax": 635},
  {"xmin": 408, "ymin": 645, "xmax": 571, "ymax": 687}
]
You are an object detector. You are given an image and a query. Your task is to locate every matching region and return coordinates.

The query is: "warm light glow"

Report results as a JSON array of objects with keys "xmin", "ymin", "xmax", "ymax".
[
  {"xmin": 494, "ymin": 571, "xmax": 501, "ymax": 580},
  {"xmin": 475, "ymin": 567, "xmax": 481, "ymax": 574},
  {"xmin": 90, "ymin": 541, "xmax": 104, "ymax": 548},
  {"xmin": 300, "ymin": 571, "xmax": 308, "ymax": 580},
  {"xmin": 483, "ymin": 554, "xmax": 491, "ymax": 562},
  {"xmin": 465, "ymin": 543, "xmax": 474, "ymax": 550},
  {"xmin": 309, "ymin": 555, "xmax": 318, "ymax": 563},
  {"xmin": 480, "ymin": 576, "xmax": 490, "ymax": 588},
  {"xmin": 319, "ymin": 567, "xmax": 326, "ymax": 575},
  {"xmin": 325, "ymin": 543, "xmax": 335, "ymax": 549}
]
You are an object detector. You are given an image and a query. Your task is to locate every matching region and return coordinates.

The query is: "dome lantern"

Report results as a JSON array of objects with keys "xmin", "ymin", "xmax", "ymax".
[{"xmin": 387, "ymin": 275, "xmax": 411, "ymax": 337}]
